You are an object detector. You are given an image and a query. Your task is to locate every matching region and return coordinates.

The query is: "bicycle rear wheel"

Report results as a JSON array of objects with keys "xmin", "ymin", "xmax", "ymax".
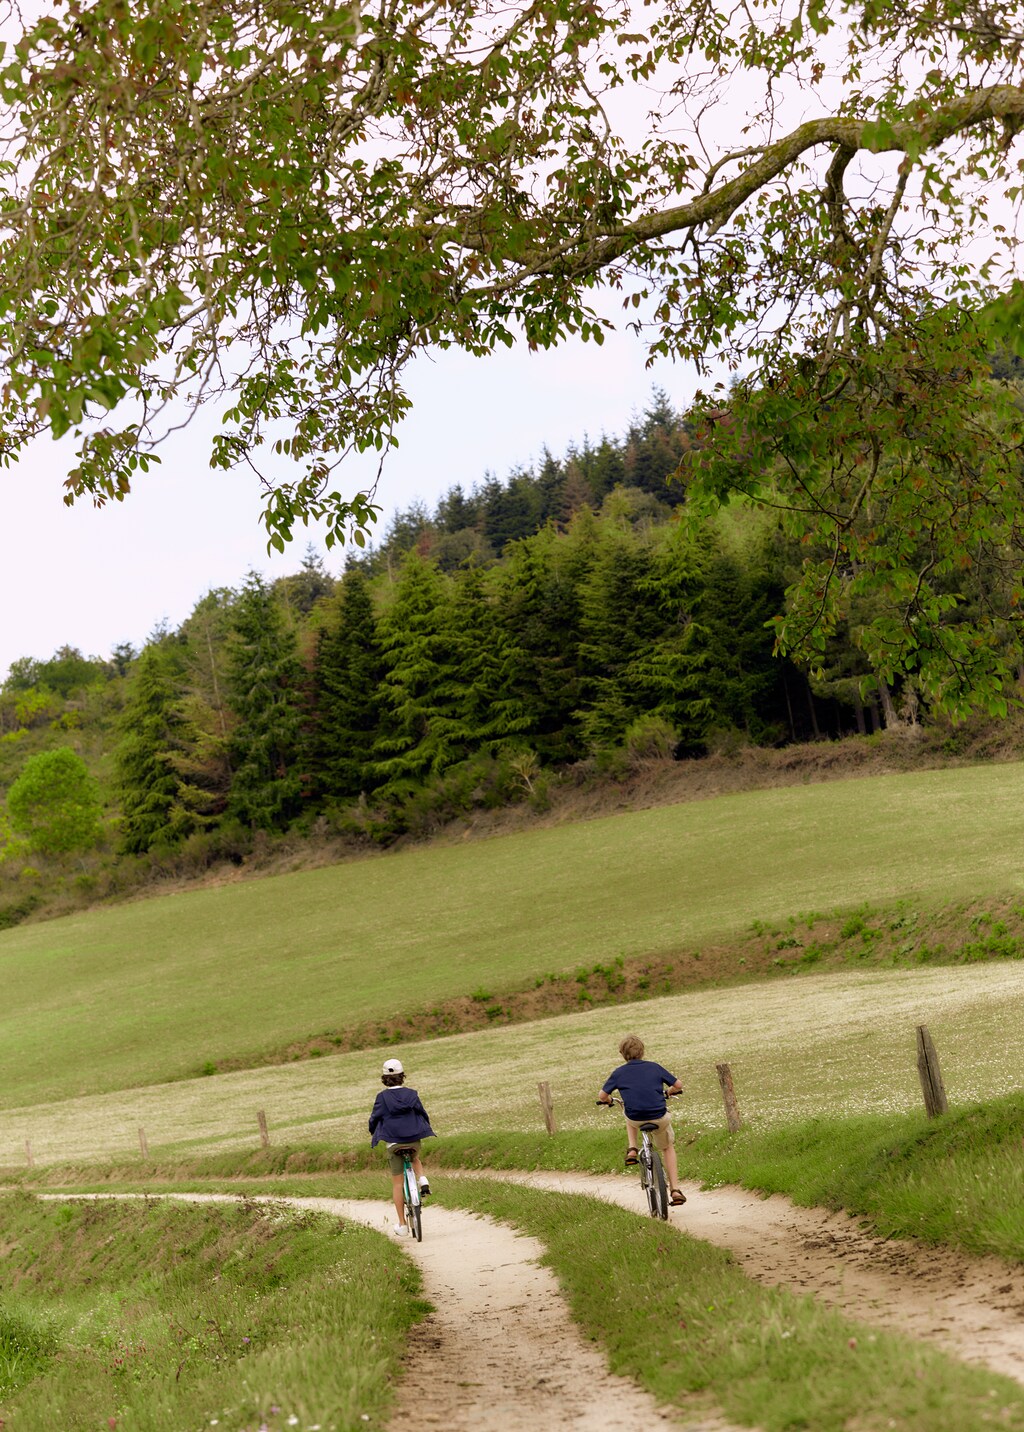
[
  {"xmin": 648, "ymin": 1147, "xmax": 668, "ymax": 1220},
  {"xmin": 639, "ymin": 1147, "xmax": 658, "ymax": 1218},
  {"xmin": 404, "ymin": 1165, "xmax": 422, "ymax": 1242},
  {"xmin": 407, "ymin": 1198, "xmax": 422, "ymax": 1241}
]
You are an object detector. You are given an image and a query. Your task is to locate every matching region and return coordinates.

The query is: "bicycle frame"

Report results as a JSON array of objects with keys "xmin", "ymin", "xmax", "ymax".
[
  {"xmin": 599, "ymin": 1095, "xmax": 672, "ymax": 1220},
  {"xmin": 398, "ymin": 1148, "xmax": 422, "ymax": 1241}
]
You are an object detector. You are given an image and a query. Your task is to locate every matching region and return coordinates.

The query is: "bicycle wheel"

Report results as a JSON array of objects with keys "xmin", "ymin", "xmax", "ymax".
[
  {"xmin": 407, "ymin": 1198, "xmax": 422, "ymax": 1241},
  {"xmin": 404, "ymin": 1165, "xmax": 422, "ymax": 1242},
  {"xmin": 639, "ymin": 1146, "xmax": 658, "ymax": 1218},
  {"xmin": 648, "ymin": 1147, "xmax": 668, "ymax": 1220}
]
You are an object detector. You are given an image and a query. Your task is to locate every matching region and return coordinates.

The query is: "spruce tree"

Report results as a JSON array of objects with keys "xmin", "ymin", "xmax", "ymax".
[
  {"xmin": 447, "ymin": 565, "xmax": 530, "ymax": 753},
  {"xmin": 226, "ymin": 572, "xmax": 305, "ymax": 830},
  {"xmin": 494, "ymin": 514, "xmax": 598, "ymax": 762},
  {"xmin": 309, "ymin": 565, "xmax": 385, "ymax": 802},
  {"xmin": 372, "ymin": 553, "xmax": 463, "ymax": 792},
  {"xmin": 116, "ymin": 641, "xmax": 191, "ymax": 854}
]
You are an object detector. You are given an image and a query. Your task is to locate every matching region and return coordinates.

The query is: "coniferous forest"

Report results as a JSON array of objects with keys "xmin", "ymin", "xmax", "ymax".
[{"xmin": 1, "ymin": 391, "xmax": 1015, "ymax": 923}]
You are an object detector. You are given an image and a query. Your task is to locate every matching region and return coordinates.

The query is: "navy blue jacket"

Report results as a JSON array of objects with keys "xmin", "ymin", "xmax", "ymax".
[{"xmin": 368, "ymin": 1086, "xmax": 436, "ymax": 1147}]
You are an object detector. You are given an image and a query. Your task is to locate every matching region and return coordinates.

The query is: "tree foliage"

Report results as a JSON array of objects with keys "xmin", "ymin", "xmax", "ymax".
[
  {"xmin": 3, "ymin": 0, "xmax": 1024, "ymax": 684},
  {"xmin": 6, "ymin": 747, "xmax": 103, "ymax": 858},
  {"xmin": 226, "ymin": 571, "xmax": 305, "ymax": 830}
]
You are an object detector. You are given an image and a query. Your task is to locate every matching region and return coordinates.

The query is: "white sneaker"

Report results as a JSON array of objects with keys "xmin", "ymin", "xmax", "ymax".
[{"xmin": 393, "ymin": 1223, "xmax": 408, "ymax": 1237}]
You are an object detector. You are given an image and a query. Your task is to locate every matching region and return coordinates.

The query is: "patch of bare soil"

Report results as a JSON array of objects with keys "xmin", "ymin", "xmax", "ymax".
[{"xmin": 485, "ymin": 1171, "xmax": 1024, "ymax": 1386}]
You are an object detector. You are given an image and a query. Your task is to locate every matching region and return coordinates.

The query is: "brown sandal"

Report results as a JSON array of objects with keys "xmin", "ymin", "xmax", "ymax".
[
  {"xmin": 670, "ymin": 1189, "xmax": 687, "ymax": 1206},
  {"xmin": 624, "ymin": 1148, "xmax": 639, "ymax": 1166}
]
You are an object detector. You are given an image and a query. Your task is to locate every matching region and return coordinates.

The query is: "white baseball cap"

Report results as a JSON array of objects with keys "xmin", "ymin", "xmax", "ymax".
[{"xmin": 382, "ymin": 1058, "xmax": 404, "ymax": 1075}]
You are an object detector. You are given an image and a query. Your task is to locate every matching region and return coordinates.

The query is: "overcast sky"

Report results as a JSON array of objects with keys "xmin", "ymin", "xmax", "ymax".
[{"xmin": 0, "ymin": 321, "xmax": 701, "ymax": 681}]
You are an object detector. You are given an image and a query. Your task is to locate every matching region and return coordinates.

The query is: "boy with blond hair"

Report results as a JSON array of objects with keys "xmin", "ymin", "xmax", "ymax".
[{"xmin": 597, "ymin": 1034, "xmax": 685, "ymax": 1206}]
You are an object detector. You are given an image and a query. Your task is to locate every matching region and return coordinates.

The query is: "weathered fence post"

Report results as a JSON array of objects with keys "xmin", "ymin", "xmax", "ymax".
[
  {"xmin": 257, "ymin": 1109, "xmax": 271, "ymax": 1149},
  {"xmin": 24, "ymin": 1140, "xmax": 33, "ymax": 1169},
  {"xmin": 916, "ymin": 1025, "xmax": 948, "ymax": 1118},
  {"xmin": 537, "ymin": 1081, "xmax": 556, "ymax": 1136},
  {"xmin": 716, "ymin": 1062, "xmax": 743, "ymax": 1132},
  {"xmin": 138, "ymin": 1127, "xmax": 149, "ymax": 1158}
]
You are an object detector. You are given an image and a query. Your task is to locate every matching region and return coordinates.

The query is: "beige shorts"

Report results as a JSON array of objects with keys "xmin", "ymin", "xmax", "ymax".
[
  {"xmin": 626, "ymin": 1112, "xmax": 674, "ymax": 1153},
  {"xmin": 386, "ymin": 1141, "xmax": 421, "ymax": 1175}
]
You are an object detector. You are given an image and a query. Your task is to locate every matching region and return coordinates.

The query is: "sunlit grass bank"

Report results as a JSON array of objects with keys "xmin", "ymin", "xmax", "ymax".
[
  {"xmin": 41, "ymin": 1175, "xmax": 1024, "ymax": 1432},
  {"xmin": 0, "ymin": 1192, "xmax": 422, "ymax": 1431},
  {"xmin": 437, "ymin": 1178, "xmax": 1024, "ymax": 1432},
  {"xmin": 4, "ymin": 959, "xmax": 1024, "ymax": 1168},
  {"xmin": 669, "ymin": 1090, "xmax": 1024, "ymax": 1264},
  {"xmin": 4, "ymin": 762, "xmax": 1024, "ymax": 1108}
]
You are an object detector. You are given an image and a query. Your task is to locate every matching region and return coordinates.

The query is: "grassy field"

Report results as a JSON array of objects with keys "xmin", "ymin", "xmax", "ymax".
[
  {"xmin": 3, "ymin": 762, "xmax": 1024, "ymax": 1110},
  {"xmin": 5, "ymin": 957, "xmax": 1024, "ymax": 1168},
  {"xmin": 0, "ymin": 1192, "xmax": 421, "ymax": 1431}
]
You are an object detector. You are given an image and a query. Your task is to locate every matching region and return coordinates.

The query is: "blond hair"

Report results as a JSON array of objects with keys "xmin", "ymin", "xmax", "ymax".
[{"xmin": 619, "ymin": 1034, "xmax": 645, "ymax": 1061}]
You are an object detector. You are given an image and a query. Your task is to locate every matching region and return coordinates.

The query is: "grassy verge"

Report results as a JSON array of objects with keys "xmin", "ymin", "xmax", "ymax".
[
  {"xmin": 61, "ymin": 1173, "xmax": 1024, "ymax": 1432},
  {"xmin": 23, "ymin": 1090, "xmax": 1024, "ymax": 1266},
  {"xmin": 437, "ymin": 1177, "xmax": 1024, "ymax": 1432},
  {"xmin": 0, "ymin": 1191, "xmax": 426, "ymax": 1432},
  {"xmin": 669, "ymin": 1091, "xmax": 1024, "ymax": 1264}
]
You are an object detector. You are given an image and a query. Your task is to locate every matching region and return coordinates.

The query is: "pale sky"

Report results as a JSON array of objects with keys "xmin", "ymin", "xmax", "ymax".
[
  {"xmin": 1, "ymin": 2, "xmax": 1017, "ymax": 683},
  {"xmin": 0, "ymin": 324, "xmax": 698, "ymax": 680}
]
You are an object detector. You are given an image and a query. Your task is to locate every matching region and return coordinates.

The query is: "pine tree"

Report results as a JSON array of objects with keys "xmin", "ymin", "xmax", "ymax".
[
  {"xmin": 116, "ymin": 641, "xmax": 191, "ymax": 854},
  {"xmin": 447, "ymin": 565, "xmax": 530, "ymax": 753},
  {"xmin": 309, "ymin": 565, "xmax": 385, "ymax": 801},
  {"xmin": 372, "ymin": 553, "xmax": 464, "ymax": 791},
  {"xmin": 494, "ymin": 514, "xmax": 599, "ymax": 762},
  {"xmin": 226, "ymin": 572, "xmax": 305, "ymax": 830}
]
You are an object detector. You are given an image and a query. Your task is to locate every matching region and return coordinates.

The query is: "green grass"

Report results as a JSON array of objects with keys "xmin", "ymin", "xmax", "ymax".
[
  {"xmin": 60, "ymin": 1173, "xmax": 1024, "ymax": 1432},
  {"xmin": 5, "ymin": 763, "xmax": 1024, "ymax": 1107},
  {"xmin": 5, "ymin": 954, "xmax": 1024, "ymax": 1170},
  {"xmin": 668, "ymin": 1090, "xmax": 1024, "ymax": 1263},
  {"xmin": 436, "ymin": 1178, "xmax": 1024, "ymax": 1432},
  {"xmin": 22, "ymin": 1089, "xmax": 1024, "ymax": 1267},
  {"xmin": 0, "ymin": 1191, "xmax": 425, "ymax": 1432}
]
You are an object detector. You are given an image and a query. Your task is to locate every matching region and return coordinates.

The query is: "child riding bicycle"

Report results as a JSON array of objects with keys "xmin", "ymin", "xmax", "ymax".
[
  {"xmin": 597, "ymin": 1034, "xmax": 686, "ymax": 1206},
  {"xmin": 368, "ymin": 1058, "xmax": 435, "ymax": 1237}
]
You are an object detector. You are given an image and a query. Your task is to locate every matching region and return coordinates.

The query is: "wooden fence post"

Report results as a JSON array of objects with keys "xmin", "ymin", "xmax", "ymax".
[
  {"xmin": 257, "ymin": 1109, "xmax": 270, "ymax": 1149},
  {"xmin": 138, "ymin": 1127, "xmax": 149, "ymax": 1158},
  {"xmin": 24, "ymin": 1140, "xmax": 33, "ymax": 1169},
  {"xmin": 916, "ymin": 1025, "xmax": 949, "ymax": 1118},
  {"xmin": 537, "ymin": 1081, "xmax": 556, "ymax": 1136},
  {"xmin": 716, "ymin": 1062, "xmax": 743, "ymax": 1132}
]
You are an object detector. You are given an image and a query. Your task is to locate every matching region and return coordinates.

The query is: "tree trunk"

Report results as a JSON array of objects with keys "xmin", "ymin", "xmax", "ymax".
[
  {"xmin": 877, "ymin": 677, "xmax": 899, "ymax": 728},
  {"xmin": 853, "ymin": 695, "xmax": 866, "ymax": 736},
  {"xmin": 782, "ymin": 675, "xmax": 796, "ymax": 742}
]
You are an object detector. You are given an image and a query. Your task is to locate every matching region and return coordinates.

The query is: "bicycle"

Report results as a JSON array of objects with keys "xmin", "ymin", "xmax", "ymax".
[
  {"xmin": 393, "ymin": 1145, "xmax": 423, "ymax": 1241},
  {"xmin": 598, "ymin": 1093, "xmax": 679, "ymax": 1221}
]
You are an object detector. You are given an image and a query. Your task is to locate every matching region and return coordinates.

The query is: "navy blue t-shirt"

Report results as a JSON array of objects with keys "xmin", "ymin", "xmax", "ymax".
[{"xmin": 602, "ymin": 1060, "xmax": 677, "ymax": 1120}]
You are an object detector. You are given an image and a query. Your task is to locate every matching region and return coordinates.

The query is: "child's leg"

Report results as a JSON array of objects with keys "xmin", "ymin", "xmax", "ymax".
[
  {"xmin": 391, "ymin": 1172, "xmax": 406, "ymax": 1225},
  {"xmin": 412, "ymin": 1153, "xmax": 427, "ymax": 1183},
  {"xmin": 625, "ymin": 1116, "xmax": 639, "ymax": 1153}
]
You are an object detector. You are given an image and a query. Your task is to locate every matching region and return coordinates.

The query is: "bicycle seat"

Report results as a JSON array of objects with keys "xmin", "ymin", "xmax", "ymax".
[{"xmin": 639, "ymin": 1121, "xmax": 659, "ymax": 1131}]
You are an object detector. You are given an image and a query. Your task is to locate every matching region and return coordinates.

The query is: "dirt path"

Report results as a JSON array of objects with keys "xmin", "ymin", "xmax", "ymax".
[
  {"xmin": 44, "ymin": 1191, "xmax": 736, "ymax": 1432},
  {"xmin": 478, "ymin": 1170, "xmax": 1024, "ymax": 1385}
]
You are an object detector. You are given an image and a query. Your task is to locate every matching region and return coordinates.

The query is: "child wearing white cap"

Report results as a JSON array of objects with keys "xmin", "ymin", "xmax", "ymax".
[{"xmin": 368, "ymin": 1057, "xmax": 436, "ymax": 1236}]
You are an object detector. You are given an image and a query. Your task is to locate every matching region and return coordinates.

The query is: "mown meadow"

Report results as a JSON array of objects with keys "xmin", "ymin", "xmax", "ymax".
[
  {"xmin": 4, "ymin": 761, "xmax": 1024, "ymax": 1112},
  {"xmin": 5, "ymin": 762, "xmax": 1024, "ymax": 1431}
]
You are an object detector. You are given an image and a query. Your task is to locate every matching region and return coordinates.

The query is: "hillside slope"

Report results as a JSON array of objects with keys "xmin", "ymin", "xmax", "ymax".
[{"xmin": 3, "ymin": 761, "xmax": 1024, "ymax": 1110}]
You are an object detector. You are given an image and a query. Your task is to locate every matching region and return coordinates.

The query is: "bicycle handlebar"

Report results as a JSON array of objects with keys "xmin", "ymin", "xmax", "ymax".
[{"xmin": 596, "ymin": 1091, "xmax": 681, "ymax": 1108}]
